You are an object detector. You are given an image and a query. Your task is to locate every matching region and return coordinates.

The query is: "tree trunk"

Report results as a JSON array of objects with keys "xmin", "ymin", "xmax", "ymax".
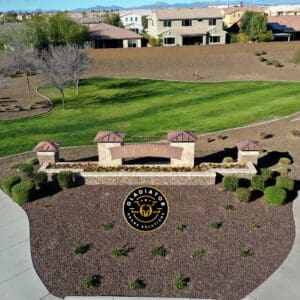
[
  {"xmin": 75, "ymin": 78, "xmax": 79, "ymax": 96},
  {"xmin": 25, "ymin": 73, "xmax": 31, "ymax": 99},
  {"xmin": 60, "ymin": 89, "xmax": 66, "ymax": 109}
]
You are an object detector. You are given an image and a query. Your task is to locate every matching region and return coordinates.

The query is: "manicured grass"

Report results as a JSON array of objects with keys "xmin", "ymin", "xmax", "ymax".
[{"xmin": 1, "ymin": 78, "xmax": 300, "ymax": 157}]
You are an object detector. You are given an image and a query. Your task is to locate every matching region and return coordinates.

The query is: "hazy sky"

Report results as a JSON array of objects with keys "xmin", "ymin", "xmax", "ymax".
[{"xmin": 0, "ymin": 0, "xmax": 191, "ymax": 12}]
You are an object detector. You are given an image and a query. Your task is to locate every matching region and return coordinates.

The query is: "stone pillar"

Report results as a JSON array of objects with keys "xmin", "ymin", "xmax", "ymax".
[
  {"xmin": 97, "ymin": 142, "xmax": 122, "ymax": 166},
  {"xmin": 168, "ymin": 131, "xmax": 197, "ymax": 168},
  {"xmin": 94, "ymin": 131, "xmax": 126, "ymax": 167},
  {"xmin": 123, "ymin": 39, "xmax": 129, "ymax": 48},
  {"xmin": 170, "ymin": 142, "xmax": 195, "ymax": 167},
  {"xmin": 236, "ymin": 140, "xmax": 262, "ymax": 165},
  {"xmin": 34, "ymin": 141, "xmax": 60, "ymax": 164}
]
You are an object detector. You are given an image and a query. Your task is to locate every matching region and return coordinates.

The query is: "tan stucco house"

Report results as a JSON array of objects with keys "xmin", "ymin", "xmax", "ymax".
[{"xmin": 147, "ymin": 8, "xmax": 227, "ymax": 46}]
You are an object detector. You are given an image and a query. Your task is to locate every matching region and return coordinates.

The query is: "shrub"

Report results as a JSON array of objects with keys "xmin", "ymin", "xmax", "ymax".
[
  {"xmin": 1, "ymin": 176, "xmax": 21, "ymax": 194},
  {"xmin": 33, "ymin": 172, "xmax": 48, "ymax": 189},
  {"xmin": 80, "ymin": 275, "xmax": 99, "ymax": 288},
  {"xmin": 260, "ymin": 168, "xmax": 273, "ymax": 180},
  {"xmin": 259, "ymin": 56, "xmax": 266, "ymax": 62},
  {"xmin": 130, "ymin": 279, "xmax": 145, "ymax": 290},
  {"xmin": 265, "ymin": 60, "xmax": 272, "ymax": 65},
  {"xmin": 11, "ymin": 181, "xmax": 35, "ymax": 204},
  {"xmin": 111, "ymin": 247, "xmax": 128, "ymax": 257},
  {"xmin": 74, "ymin": 244, "xmax": 89, "ymax": 254},
  {"xmin": 174, "ymin": 276, "xmax": 189, "ymax": 290},
  {"xmin": 57, "ymin": 171, "xmax": 74, "ymax": 188},
  {"xmin": 236, "ymin": 187, "xmax": 251, "ymax": 203},
  {"xmin": 192, "ymin": 249, "xmax": 205, "ymax": 258},
  {"xmin": 224, "ymin": 204, "xmax": 235, "ymax": 210},
  {"xmin": 239, "ymin": 249, "xmax": 253, "ymax": 258},
  {"xmin": 222, "ymin": 156, "xmax": 234, "ymax": 163},
  {"xmin": 223, "ymin": 176, "xmax": 239, "ymax": 192},
  {"xmin": 279, "ymin": 157, "xmax": 292, "ymax": 166},
  {"xmin": 264, "ymin": 186, "xmax": 287, "ymax": 206},
  {"xmin": 293, "ymin": 48, "xmax": 300, "ymax": 64},
  {"xmin": 275, "ymin": 166, "xmax": 289, "ymax": 176},
  {"xmin": 18, "ymin": 164, "xmax": 34, "ymax": 178},
  {"xmin": 176, "ymin": 224, "xmax": 187, "ymax": 231},
  {"xmin": 10, "ymin": 162, "xmax": 22, "ymax": 170},
  {"xmin": 210, "ymin": 222, "xmax": 222, "ymax": 229},
  {"xmin": 101, "ymin": 223, "xmax": 114, "ymax": 230},
  {"xmin": 251, "ymin": 175, "xmax": 266, "ymax": 191},
  {"xmin": 276, "ymin": 177, "xmax": 294, "ymax": 191},
  {"xmin": 254, "ymin": 51, "xmax": 261, "ymax": 56},
  {"xmin": 230, "ymin": 33, "xmax": 238, "ymax": 43},
  {"xmin": 151, "ymin": 246, "xmax": 167, "ymax": 257},
  {"xmin": 26, "ymin": 157, "xmax": 39, "ymax": 165},
  {"xmin": 258, "ymin": 31, "xmax": 274, "ymax": 42},
  {"xmin": 273, "ymin": 61, "xmax": 283, "ymax": 67}
]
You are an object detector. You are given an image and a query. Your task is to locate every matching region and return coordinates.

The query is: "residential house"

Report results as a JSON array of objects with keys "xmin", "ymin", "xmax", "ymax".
[
  {"xmin": 221, "ymin": 6, "xmax": 266, "ymax": 29},
  {"xmin": 266, "ymin": 5, "xmax": 300, "ymax": 16},
  {"xmin": 88, "ymin": 22, "xmax": 143, "ymax": 48},
  {"xmin": 120, "ymin": 9, "xmax": 151, "ymax": 34},
  {"xmin": 268, "ymin": 15, "xmax": 300, "ymax": 40},
  {"xmin": 147, "ymin": 8, "xmax": 226, "ymax": 46}
]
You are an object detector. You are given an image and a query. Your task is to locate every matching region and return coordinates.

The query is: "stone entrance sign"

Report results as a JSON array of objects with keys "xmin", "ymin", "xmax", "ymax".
[
  {"xmin": 94, "ymin": 130, "xmax": 197, "ymax": 167},
  {"xmin": 110, "ymin": 143, "xmax": 183, "ymax": 160}
]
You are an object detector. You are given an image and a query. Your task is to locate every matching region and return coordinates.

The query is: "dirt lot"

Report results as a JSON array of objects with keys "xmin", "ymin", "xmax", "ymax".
[{"xmin": 22, "ymin": 185, "xmax": 294, "ymax": 300}]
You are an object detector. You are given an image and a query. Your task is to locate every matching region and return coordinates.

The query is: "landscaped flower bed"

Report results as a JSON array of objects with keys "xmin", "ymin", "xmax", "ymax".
[{"xmin": 48, "ymin": 162, "xmax": 247, "ymax": 172}]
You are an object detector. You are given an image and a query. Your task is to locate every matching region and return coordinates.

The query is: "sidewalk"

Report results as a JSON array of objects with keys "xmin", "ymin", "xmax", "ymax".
[{"xmin": 0, "ymin": 188, "xmax": 299, "ymax": 300}]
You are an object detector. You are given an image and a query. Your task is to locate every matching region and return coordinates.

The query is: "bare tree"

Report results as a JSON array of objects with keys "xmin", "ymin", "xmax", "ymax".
[{"xmin": 38, "ymin": 45, "xmax": 90, "ymax": 109}]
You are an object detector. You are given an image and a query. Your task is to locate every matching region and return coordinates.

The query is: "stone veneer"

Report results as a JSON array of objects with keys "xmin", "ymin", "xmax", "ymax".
[{"xmin": 170, "ymin": 142, "xmax": 195, "ymax": 167}]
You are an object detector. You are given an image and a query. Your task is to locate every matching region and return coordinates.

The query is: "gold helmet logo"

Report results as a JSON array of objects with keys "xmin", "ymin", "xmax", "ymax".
[{"xmin": 140, "ymin": 204, "xmax": 153, "ymax": 217}]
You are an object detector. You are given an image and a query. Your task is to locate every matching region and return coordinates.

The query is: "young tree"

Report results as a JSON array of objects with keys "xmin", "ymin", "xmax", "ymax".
[
  {"xmin": 38, "ymin": 46, "xmax": 73, "ymax": 109},
  {"xmin": 240, "ymin": 11, "xmax": 268, "ymax": 40},
  {"xmin": 103, "ymin": 13, "xmax": 123, "ymax": 27},
  {"xmin": 64, "ymin": 45, "xmax": 90, "ymax": 95}
]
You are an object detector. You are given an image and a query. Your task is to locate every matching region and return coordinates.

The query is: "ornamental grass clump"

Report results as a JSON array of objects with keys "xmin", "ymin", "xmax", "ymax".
[
  {"xmin": 80, "ymin": 275, "xmax": 99, "ymax": 288},
  {"xmin": 130, "ymin": 279, "xmax": 145, "ymax": 290},
  {"xmin": 174, "ymin": 276, "xmax": 189, "ymax": 290},
  {"xmin": 1, "ymin": 176, "xmax": 21, "ymax": 195},
  {"xmin": 151, "ymin": 246, "xmax": 167, "ymax": 257},
  {"xmin": 279, "ymin": 157, "xmax": 292, "ymax": 166},
  {"xmin": 33, "ymin": 172, "xmax": 48, "ymax": 189},
  {"xmin": 260, "ymin": 168, "xmax": 273, "ymax": 180},
  {"xmin": 18, "ymin": 163, "xmax": 34, "ymax": 178},
  {"xmin": 264, "ymin": 186, "xmax": 287, "ymax": 206},
  {"xmin": 57, "ymin": 171, "xmax": 74, "ymax": 188},
  {"xmin": 236, "ymin": 187, "xmax": 251, "ymax": 203},
  {"xmin": 223, "ymin": 176, "xmax": 239, "ymax": 192},
  {"xmin": 11, "ymin": 181, "xmax": 35, "ymax": 204},
  {"xmin": 276, "ymin": 177, "xmax": 294, "ymax": 191},
  {"xmin": 251, "ymin": 175, "xmax": 267, "ymax": 192},
  {"xmin": 222, "ymin": 156, "xmax": 234, "ymax": 163}
]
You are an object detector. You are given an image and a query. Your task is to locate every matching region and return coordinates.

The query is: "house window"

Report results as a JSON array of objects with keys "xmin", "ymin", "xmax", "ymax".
[
  {"xmin": 128, "ymin": 39, "xmax": 137, "ymax": 47},
  {"xmin": 135, "ymin": 17, "xmax": 138, "ymax": 21},
  {"xmin": 209, "ymin": 18, "xmax": 216, "ymax": 25},
  {"xmin": 164, "ymin": 37, "xmax": 175, "ymax": 44},
  {"xmin": 182, "ymin": 19, "xmax": 192, "ymax": 26},
  {"xmin": 210, "ymin": 36, "xmax": 220, "ymax": 43},
  {"xmin": 130, "ymin": 17, "xmax": 133, "ymax": 21},
  {"xmin": 125, "ymin": 17, "xmax": 128, "ymax": 21},
  {"xmin": 163, "ymin": 20, "xmax": 172, "ymax": 27}
]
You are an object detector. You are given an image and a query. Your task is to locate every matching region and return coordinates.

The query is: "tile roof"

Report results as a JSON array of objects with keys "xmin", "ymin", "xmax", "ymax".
[
  {"xmin": 89, "ymin": 22, "xmax": 142, "ymax": 40},
  {"xmin": 237, "ymin": 140, "xmax": 262, "ymax": 151},
  {"xmin": 34, "ymin": 141, "xmax": 60, "ymax": 152},
  {"xmin": 268, "ymin": 15, "xmax": 300, "ymax": 32},
  {"xmin": 168, "ymin": 131, "xmax": 197, "ymax": 142},
  {"xmin": 94, "ymin": 131, "xmax": 126, "ymax": 143},
  {"xmin": 154, "ymin": 8, "xmax": 222, "ymax": 20},
  {"xmin": 221, "ymin": 6, "xmax": 266, "ymax": 14}
]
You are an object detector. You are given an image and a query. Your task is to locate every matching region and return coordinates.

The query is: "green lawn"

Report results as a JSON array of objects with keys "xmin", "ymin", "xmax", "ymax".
[{"xmin": 1, "ymin": 78, "xmax": 300, "ymax": 158}]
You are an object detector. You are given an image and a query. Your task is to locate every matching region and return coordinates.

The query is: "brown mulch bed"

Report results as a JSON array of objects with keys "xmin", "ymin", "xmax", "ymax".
[{"xmin": 22, "ymin": 184, "xmax": 294, "ymax": 300}]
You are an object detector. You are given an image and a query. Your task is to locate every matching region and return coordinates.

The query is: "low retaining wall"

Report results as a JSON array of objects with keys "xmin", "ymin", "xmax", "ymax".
[{"xmin": 39, "ymin": 162, "xmax": 257, "ymax": 186}]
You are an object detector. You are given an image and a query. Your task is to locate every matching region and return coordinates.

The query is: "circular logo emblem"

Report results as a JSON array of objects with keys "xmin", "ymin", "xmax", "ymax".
[{"xmin": 123, "ymin": 186, "xmax": 169, "ymax": 232}]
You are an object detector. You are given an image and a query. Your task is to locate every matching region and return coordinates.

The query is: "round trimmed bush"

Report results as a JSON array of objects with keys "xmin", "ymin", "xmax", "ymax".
[
  {"xmin": 251, "ymin": 175, "xmax": 266, "ymax": 191},
  {"xmin": 1, "ymin": 176, "xmax": 21, "ymax": 195},
  {"xmin": 223, "ymin": 176, "xmax": 239, "ymax": 192},
  {"xmin": 33, "ymin": 172, "xmax": 48, "ymax": 189},
  {"xmin": 26, "ymin": 157, "xmax": 39, "ymax": 165},
  {"xmin": 276, "ymin": 177, "xmax": 294, "ymax": 191},
  {"xmin": 11, "ymin": 181, "xmax": 35, "ymax": 204},
  {"xmin": 275, "ymin": 166, "xmax": 289, "ymax": 176},
  {"xmin": 57, "ymin": 171, "xmax": 74, "ymax": 188},
  {"xmin": 236, "ymin": 187, "xmax": 251, "ymax": 203},
  {"xmin": 259, "ymin": 56, "xmax": 266, "ymax": 62},
  {"xmin": 279, "ymin": 157, "xmax": 291, "ymax": 166},
  {"xmin": 18, "ymin": 164, "xmax": 34, "ymax": 178},
  {"xmin": 264, "ymin": 186, "xmax": 287, "ymax": 206},
  {"xmin": 222, "ymin": 156, "xmax": 234, "ymax": 163},
  {"xmin": 260, "ymin": 168, "xmax": 273, "ymax": 180}
]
